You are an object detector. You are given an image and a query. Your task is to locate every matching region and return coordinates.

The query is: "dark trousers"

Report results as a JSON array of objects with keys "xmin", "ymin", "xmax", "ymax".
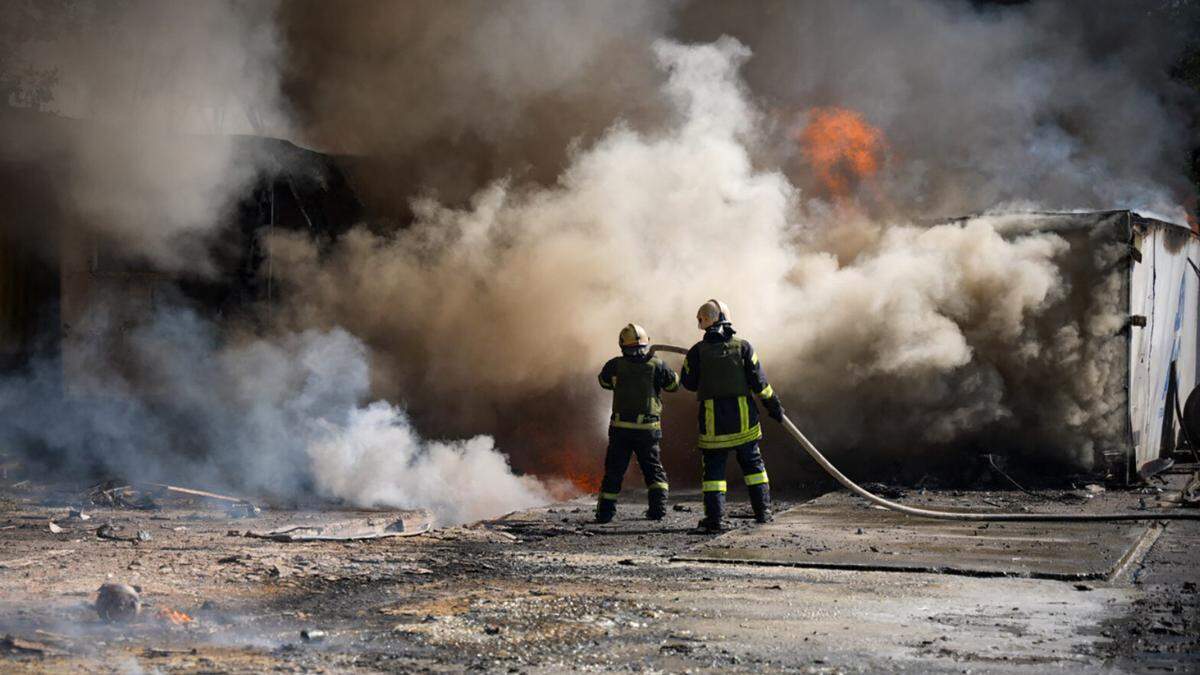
[
  {"xmin": 700, "ymin": 441, "xmax": 770, "ymax": 522},
  {"xmin": 597, "ymin": 428, "xmax": 669, "ymax": 514}
]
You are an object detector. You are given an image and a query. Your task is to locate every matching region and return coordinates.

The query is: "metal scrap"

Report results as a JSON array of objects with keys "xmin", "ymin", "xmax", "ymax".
[
  {"xmin": 84, "ymin": 481, "xmax": 258, "ymax": 513},
  {"xmin": 85, "ymin": 482, "xmax": 159, "ymax": 510},
  {"xmin": 247, "ymin": 513, "xmax": 430, "ymax": 542}
]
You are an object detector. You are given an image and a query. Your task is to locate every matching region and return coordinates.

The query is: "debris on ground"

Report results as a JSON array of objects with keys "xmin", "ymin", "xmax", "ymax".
[
  {"xmin": 95, "ymin": 583, "xmax": 141, "ymax": 623},
  {"xmin": 144, "ymin": 647, "xmax": 198, "ymax": 657},
  {"xmin": 300, "ymin": 629, "xmax": 326, "ymax": 642},
  {"xmin": 1183, "ymin": 472, "xmax": 1200, "ymax": 506},
  {"xmin": 1, "ymin": 634, "xmax": 61, "ymax": 657},
  {"xmin": 862, "ymin": 483, "xmax": 907, "ymax": 499},
  {"xmin": 247, "ymin": 513, "xmax": 430, "ymax": 542},
  {"xmin": 85, "ymin": 482, "xmax": 159, "ymax": 510},
  {"xmin": 95, "ymin": 523, "xmax": 150, "ymax": 543},
  {"xmin": 226, "ymin": 502, "xmax": 261, "ymax": 518},
  {"xmin": 83, "ymin": 481, "xmax": 259, "ymax": 515},
  {"xmin": 66, "ymin": 509, "xmax": 90, "ymax": 522},
  {"xmin": 0, "ymin": 481, "xmax": 1196, "ymax": 672}
]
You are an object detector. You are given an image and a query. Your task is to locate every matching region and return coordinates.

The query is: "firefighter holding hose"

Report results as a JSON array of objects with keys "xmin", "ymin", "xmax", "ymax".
[
  {"xmin": 682, "ymin": 299, "xmax": 784, "ymax": 532},
  {"xmin": 595, "ymin": 323, "xmax": 679, "ymax": 523}
]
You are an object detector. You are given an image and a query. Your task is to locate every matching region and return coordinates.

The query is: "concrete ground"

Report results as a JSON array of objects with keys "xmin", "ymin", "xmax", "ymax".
[{"xmin": 0, "ymin": 476, "xmax": 1197, "ymax": 673}]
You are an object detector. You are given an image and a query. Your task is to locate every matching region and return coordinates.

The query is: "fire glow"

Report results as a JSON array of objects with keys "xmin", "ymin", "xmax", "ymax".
[
  {"xmin": 155, "ymin": 606, "xmax": 193, "ymax": 626},
  {"xmin": 796, "ymin": 107, "xmax": 886, "ymax": 199}
]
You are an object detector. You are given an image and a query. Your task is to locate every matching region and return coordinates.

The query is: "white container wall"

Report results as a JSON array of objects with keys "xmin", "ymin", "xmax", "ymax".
[{"xmin": 1128, "ymin": 218, "xmax": 1200, "ymax": 478}]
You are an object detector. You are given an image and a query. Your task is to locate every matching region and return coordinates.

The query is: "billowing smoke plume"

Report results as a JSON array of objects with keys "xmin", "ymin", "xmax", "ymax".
[
  {"xmin": 673, "ymin": 0, "xmax": 1198, "ymax": 223},
  {"xmin": 266, "ymin": 36, "xmax": 1111, "ymax": 474},
  {"xmin": 0, "ymin": 1, "xmax": 555, "ymax": 519},
  {"xmin": 0, "ymin": 0, "xmax": 289, "ymax": 271},
  {"xmin": 279, "ymin": 0, "xmax": 1198, "ymax": 222},
  {"xmin": 2, "ymin": 1, "xmax": 1197, "ymax": 509},
  {"xmin": 279, "ymin": 0, "xmax": 675, "ymax": 213}
]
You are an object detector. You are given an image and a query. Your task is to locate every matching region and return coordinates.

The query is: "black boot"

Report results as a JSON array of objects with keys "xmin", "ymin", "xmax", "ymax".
[
  {"xmin": 646, "ymin": 488, "xmax": 667, "ymax": 520},
  {"xmin": 696, "ymin": 492, "xmax": 726, "ymax": 532},
  {"xmin": 749, "ymin": 483, "xmax": 773, "ymax": 523},
  {"xmin": 595, "ymin": 497, "xmax": 616, "ymax": 524}
]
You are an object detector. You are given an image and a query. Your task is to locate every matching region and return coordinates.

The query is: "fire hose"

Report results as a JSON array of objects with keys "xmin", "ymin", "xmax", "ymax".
[{"xmin": 649, "ymin": 344, "xmax": 1200, "ymax": 522}]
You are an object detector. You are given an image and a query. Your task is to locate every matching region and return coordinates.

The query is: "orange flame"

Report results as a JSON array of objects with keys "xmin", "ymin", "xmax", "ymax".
[
  {"xmin": 516, "ymin": 422, "xmax": 604, "ymax": 497},
  {"xmin": 563, "ymin": 467, "xmax": 602, "ymax": 494},
  {"xmin": 796, "ymin": 107, "xmax": 886, "ymax": 199},
  {"xmin": 155, "ymin": 607, "xmax": 193, "ymax": 625}
]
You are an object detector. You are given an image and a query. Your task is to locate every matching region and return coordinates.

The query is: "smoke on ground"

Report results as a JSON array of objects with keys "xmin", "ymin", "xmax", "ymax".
[{"xmin": 0, "ymin": 300, "xmax": 548, "ymax": 524}]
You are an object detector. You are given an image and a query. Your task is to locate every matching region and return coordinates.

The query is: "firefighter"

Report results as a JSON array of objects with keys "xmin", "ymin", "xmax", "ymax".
[
  {"xmin": 595, "ymin": 323, "xmax": 680, "ymax": 523},
  {"xmin": 681, "ymin": 299, "xmax": 784, "ymax": 532}
]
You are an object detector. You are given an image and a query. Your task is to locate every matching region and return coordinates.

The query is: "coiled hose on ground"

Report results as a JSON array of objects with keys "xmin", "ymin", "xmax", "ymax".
[{"xmin": 650, "ymin": 344, "xmax": 1200, "ymax": 522}]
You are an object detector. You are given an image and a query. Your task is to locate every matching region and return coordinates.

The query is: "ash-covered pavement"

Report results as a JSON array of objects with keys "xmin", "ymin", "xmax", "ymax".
[{"xmin": 0, "ymin": 477, "xmax": 1197, "ymax": 673}]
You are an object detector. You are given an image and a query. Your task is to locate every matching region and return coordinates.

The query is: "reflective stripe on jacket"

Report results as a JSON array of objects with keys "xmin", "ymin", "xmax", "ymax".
[{"xmin": 598, "ymin": 354, "xmax": 679, "ymax": 430}]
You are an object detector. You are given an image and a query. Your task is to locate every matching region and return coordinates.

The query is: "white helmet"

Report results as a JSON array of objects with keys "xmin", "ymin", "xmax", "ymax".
[
  {"xmin": 696, "ymin": 299, "xmax": 731, "ymax": 331},
  {"xmin": 619, "ymin": 323, "xmax": 650, "ymax": 349}
]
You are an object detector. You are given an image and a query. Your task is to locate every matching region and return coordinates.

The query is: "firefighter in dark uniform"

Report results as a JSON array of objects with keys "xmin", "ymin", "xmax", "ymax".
[
  {"xmin": 595, "ymin": 323, "xmax": 680, "ymax": 523},
  {"xmin": 681, "ymin": 299, "xmax": 784, "ymax": 532}
]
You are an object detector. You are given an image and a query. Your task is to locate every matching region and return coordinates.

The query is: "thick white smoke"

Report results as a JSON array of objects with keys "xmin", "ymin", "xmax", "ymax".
[
  {"xmin": 308, "ymin": 402, "xmax": 549, "ymax": 523},
  {"xmin": 4, "ymin": 2, "xmax": 1195, "ymax": 508},
  {"xmin": 269, "ymin": 37, "xmax": 1107, "ymax": 471},
  {"xmin": 2, "ymin": 2, "xmax": 561, "ymax": 519}
]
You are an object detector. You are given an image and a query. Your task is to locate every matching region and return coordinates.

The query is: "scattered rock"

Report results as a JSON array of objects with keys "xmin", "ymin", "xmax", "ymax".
[
  {"xmin": 95, "ymin": 583, "xmax": 141, "ymax": 623},
  {"xmin": 268, "ymin": 562, "xmax": 295, "ymax": 578}
]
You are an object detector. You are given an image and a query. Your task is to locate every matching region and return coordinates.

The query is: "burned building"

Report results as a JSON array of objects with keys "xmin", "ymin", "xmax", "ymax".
[
  {"xmin": 0, "ymin": 113, "xmax": 363, "ymax": 382},
  {"xmin": 938, "ymin": 210, "xmax": 1200, "ymax": 482}
]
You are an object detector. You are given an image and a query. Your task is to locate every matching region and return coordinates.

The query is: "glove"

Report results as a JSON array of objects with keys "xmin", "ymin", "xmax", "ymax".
[{"xmin": 763, "ymin": 395, "xmax": 784, "ymax": 423}]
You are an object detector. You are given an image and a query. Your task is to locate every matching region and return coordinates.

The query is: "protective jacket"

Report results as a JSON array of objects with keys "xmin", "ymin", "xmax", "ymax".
[
  {"xmin": 598, "ymin": 354, "xmax": 680, "ymax": 432},
  {"xmin": 681, "ymin": 326, "xmax": 778, "ymax": 449}
]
